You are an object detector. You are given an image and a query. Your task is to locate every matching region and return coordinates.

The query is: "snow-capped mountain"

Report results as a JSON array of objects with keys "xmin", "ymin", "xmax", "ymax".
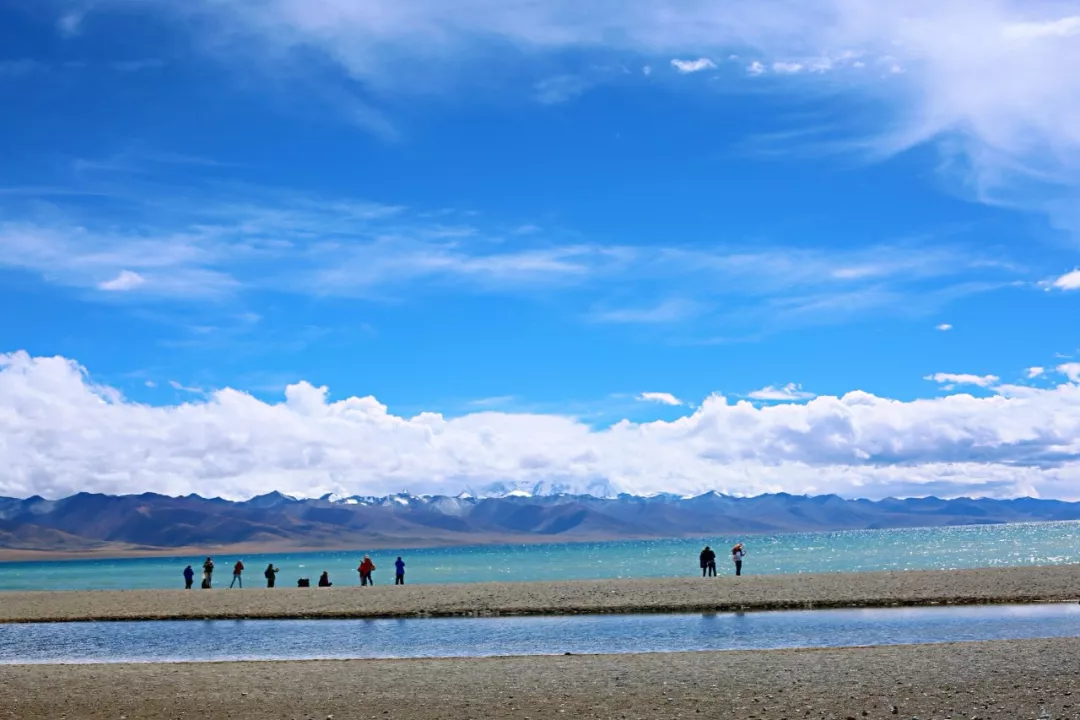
[{"xmin": 4, "ymin": 490, "xmax": 1080, "ymax": 553}]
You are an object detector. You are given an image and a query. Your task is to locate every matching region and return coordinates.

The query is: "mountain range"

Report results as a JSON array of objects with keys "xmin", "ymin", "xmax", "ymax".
[{"xmin": 2, "ymin": 489, "xmax": 1080, "ymax": 556}]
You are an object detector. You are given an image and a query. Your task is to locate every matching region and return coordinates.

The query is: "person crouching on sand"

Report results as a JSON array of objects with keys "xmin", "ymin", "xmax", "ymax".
[
  {"xmin": 202, "ymin": 557, "xmax": 214, "ymax": 588},
  {"xmin": 731, "ymin": 543, "xmax": 745, "ymax": 576},
  {"xmin": 318, "ymin": 571, "xmax": 332, "ymax": 587},
  {"xmin": 264, "ymin": 563, "xmax": 279, "ymax": 588},
  {"xmin": 358, "ymin": 555, "xmax": 376, "ymax": 586},
  {"xmin": 183, "ymin": 564, "xmax": 195, "ymax": 590},
  {"xmin": 229, "ymin": 559, "xmax": 244, "ymax": 588}
]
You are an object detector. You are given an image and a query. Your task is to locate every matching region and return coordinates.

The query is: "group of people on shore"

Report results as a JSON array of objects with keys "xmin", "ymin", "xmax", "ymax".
[
  {"xmin": 699, "ymin": 543, "xmax": 745, "ymax": 577},
  {"xmin": 182, "ymin": 545, "xmax": 740, "ymax": 588},
  {"xmin": 182, "ymin": 554, "xmax": 407, "ymax": 589}
]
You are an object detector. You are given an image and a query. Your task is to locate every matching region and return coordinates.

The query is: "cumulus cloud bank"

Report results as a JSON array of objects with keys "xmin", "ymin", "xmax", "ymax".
[{"xmin": 4, "ymin": 352, "xmax": 1080, "ymax": 502}]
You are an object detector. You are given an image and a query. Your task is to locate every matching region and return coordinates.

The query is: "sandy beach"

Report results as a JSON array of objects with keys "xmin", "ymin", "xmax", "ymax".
[
  {"xmin": 1, "ymin": 637, "xmax": 1077, "ymax": 719},
  {"xmin": 1, "ymin": 564, "xmax": 1078, "ymax": 623}
]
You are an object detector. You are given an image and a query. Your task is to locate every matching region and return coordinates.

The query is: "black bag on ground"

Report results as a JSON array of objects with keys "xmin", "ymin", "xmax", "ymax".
[{"xmin": 297, "ymin": 578, "xmax": 310, "ymax": 587}]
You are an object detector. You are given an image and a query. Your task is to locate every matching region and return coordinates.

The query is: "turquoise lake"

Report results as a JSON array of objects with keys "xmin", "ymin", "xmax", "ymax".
[{"xmin": 1, "ymin": 520, "xmax": 1078, "ymax": 591}]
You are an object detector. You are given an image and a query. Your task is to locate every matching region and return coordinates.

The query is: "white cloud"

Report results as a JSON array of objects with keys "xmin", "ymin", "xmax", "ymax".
[
  {"xmin": 642, "ymin": 65, "xmax": 652, "ymax": 75},
  {"xmin": 98, "ymin": 270, "xmax": 146, "ymax": 292},
  {"xmin": 936, "ymin": 323, "xmax": 953, "ymax": 331},
  {"xmin": 925, "ymin": 372, "xmax": 1000, "ymax": 388},
  {"xmin": 1051, "ymin": 269, "xmax": 1080, "ymax": 290},
  {"xmin": 637, "ymin": 391, "xmax": 684, "ymax": 406},
  {"xmin": 1027, "ymin": 366, "xmax": 1046, "ymax": 379},
  {"xmin": 747, "ymin": 61, "xmax": 766, "ymax": 76},
  {"xmin": 1003, "ymin": 16, "xmax": 1080, "ymax": 40},
  {"xmin": 6, "ymin": 351, "xmax": 1080, "ymax": 501},
  {"xmin": 747, "ymin": 383, "xmax": 816, "ymax": 401},
  {"xmin": 670, "ymin": 57, "xmax": 716, "ymax": 73},
  {"xmin": 771, "ymin": 61, "xmax": 804, "ymax": 74},
  {"xmin": 1060, "ymin": 363, "xmax": 1080, "ymax": 382}
]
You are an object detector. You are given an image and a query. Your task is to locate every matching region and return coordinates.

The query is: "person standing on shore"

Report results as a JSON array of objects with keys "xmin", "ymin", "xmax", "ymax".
[
  {"xmin": 229, "ymin": 560, "xmax": 244, "ymax": 588},
  {"xmin": 699, "ymin": 546, "xmax": 716, "ymax": 577},
  {"xmin": 358, "ymin": 555, "xmax": 376, "ymax": 586},
  {"xmin": 264, "ymin": 563, "xmax": 279, "ymax": 588},
  {"xmin": 183, "ymin": 565, "xmax": 195, "ymax": 589},
  {"xmin": 732, "ymin": 543, "xmax": 745, "ymax": 576},
  {"xmin": 394, "ymin": 556, "xmax": 405, "ymax": 585},
  {"xmin": 202, "ymin": 557, "xmax": 214, "ymax": 589}
]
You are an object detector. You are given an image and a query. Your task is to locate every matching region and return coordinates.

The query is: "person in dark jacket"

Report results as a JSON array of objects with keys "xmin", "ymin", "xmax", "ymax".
[
  {"xmin": 183, "ymin": 565, "xmax": 195, "ymax": 590},
  {"xmin": 394, "ymin": 557, "xmax": 405, "ymax": 585},
  {"xmin": 318, "ymin": 571, "xmax": 332, "ymax": 587},
  {"xmin": 699, "ymin": 546, "xmax": 717, "ymax": 577},
  {"xmin": 202, "ymin": 557, "xmax": 215, "ymax": 589},
  {"xmin": 264, "ymin": 563, "xmax": 279, "ymax": 588}
]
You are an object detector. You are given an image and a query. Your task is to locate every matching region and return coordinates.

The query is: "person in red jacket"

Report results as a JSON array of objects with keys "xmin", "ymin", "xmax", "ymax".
[
  {"xmin": 229, "ymin": 560, "xmax": 244, "ymax": 588},
  {"xmin": 358, "ymin": 555, "xmax": 376, "ymax": 586}
]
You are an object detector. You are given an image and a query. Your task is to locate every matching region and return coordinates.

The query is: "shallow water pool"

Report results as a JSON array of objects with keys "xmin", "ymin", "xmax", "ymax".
[{"xmin": 1, "ymin": 603, "xmax": 1078, "ymax": 664}]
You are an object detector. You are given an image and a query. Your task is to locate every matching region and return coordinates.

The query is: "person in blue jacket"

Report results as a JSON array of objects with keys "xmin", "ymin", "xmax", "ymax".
[
  {"xmin": 394, "ymin": 557, "xmax": 406, "ymax": 585},
  {"xmin": 183, "ymin": 565, "xmax": 195, "ymax": 590}
]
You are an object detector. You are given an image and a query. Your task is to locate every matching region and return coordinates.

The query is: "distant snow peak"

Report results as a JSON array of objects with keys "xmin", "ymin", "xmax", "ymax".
[{"xmin": 477, "ymin": 478, "xmax": 619, "ymax": 499}]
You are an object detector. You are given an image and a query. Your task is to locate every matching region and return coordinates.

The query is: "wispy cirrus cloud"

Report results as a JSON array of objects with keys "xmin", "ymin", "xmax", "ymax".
[
  {"xmin": 747, "ymin": 383, "xmax": 816, "ymax": 401},
  {"xmin": 637, "ymin": 391, "xmax": 684, "ymax": 406},
  {"xmin": 49, "ymin": 0, "xmax": 1080, "ymax": 232},
  {"xmin": 925, "ymin": 372, "xmax": 1000, "ymax": 389},
  {"xmin": 534, "ymin": 74, "xmax": 596, "ymax": 104},
  {"xmin": 587, "ymin": 299, "xmax": 704, "ymax": 325},
  {"xmin": 0, "ymin": 170, "xmax": 1031, "ymax": 335},
  {"xmin": 670, "ymin": 58, "xmax": 716, "ymax": 73}
]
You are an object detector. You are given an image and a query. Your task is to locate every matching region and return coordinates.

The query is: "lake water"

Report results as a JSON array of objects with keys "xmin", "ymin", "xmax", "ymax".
[
  {"xmin": 2, "ymin": 603, "xmax": 1078, "ymax": 664},
  {"xmin": 2, "ymin": 520, "xmax": 1079, "ymax": 591}
]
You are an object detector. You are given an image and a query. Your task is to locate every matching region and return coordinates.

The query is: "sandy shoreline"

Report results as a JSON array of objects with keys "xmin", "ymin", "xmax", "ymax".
[
  {"xmin": 2, "ymin": 638, "xmax": 1079, "ymax": 719},
  {"xmin": 1, "ymin": 564, "xmax": 1078, "ymax": 623}
]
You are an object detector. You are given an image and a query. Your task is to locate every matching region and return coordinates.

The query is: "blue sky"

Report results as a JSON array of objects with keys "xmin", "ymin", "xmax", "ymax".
[{"xmin": 2, "ymin": 0, "xmax": 1080, "ymax": 500}]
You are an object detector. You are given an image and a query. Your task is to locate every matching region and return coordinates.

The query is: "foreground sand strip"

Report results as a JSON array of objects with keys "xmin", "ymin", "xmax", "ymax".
[
  {"xmin": 0, "ymin": 564, "xmax": 1078, "ymax": 623},
  {"xmin": 2, "ymin": 638, "xmax": 1079, "ymax": 719}
]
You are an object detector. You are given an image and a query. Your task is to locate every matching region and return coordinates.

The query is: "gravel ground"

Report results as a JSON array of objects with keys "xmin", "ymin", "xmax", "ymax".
[
  {"xmin": 1, "ymin": 565, "xmax": 1079, "ymax": 623},
  {"xmin": 1, "ymin": 638, "xmax": 1079, "ymax": 719}
]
